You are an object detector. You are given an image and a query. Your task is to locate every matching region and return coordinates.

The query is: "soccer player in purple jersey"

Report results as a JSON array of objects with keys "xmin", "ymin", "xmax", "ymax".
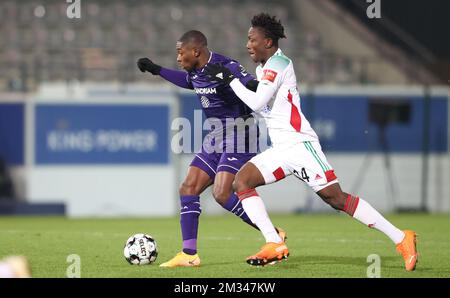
[{"xmin": 137, "ymin": 30, "xmax": 286, "ymax": 267}]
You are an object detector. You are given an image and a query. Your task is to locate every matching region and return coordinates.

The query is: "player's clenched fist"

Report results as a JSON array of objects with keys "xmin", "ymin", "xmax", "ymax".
[{"xmin": 137, "ymin": 58, "xmax": 161, "ymax": 75}]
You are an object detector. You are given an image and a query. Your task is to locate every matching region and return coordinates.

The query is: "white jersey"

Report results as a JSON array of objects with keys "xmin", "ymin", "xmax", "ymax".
[
  {"xmin": 255, "ymin": 49, "xmax": 318, "ymax": 146},
  {"xmin": 228, "ymin": 49, "xmax": 338, "ymax": 190}
]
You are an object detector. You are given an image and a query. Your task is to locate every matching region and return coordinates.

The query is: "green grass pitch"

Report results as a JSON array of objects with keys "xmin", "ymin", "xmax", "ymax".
[{"xmin": 1, "ymin": 213, "xmax": 449, "ymax": 278}]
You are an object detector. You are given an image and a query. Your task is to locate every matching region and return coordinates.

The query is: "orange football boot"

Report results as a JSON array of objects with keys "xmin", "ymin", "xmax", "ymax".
[
  {"xmin": 396, "ymin": 230, "xmax": 418, "ymax": 271},
  {"xmin": 159, "ymin": 252, "xmax": 200, "ymax": 268},
  {"xmin": 246, "ymin": 242, "xmax": 289, "ymax": 266}
]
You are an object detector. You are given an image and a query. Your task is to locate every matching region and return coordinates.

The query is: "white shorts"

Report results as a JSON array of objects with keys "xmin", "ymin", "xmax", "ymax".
[{"xmin": 249, "ymin": 141, "xmax": 339, "ymax": 192}]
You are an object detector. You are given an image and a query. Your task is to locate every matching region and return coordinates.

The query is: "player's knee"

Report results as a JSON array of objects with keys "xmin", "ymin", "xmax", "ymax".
[
  {"xmin": 233, "ymin": 173, "xmax": 250, "ymax": 193},
  {"xmin": 179, "ymin": 181, "xmax": 201, "ymax": 196},
  {"xmin": 212, "ymin": 186, "xmax": 231, "ymax": 206}
]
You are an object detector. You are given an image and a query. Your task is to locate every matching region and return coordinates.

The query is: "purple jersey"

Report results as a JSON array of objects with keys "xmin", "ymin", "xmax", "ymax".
[
  {"xmin": 158, "ymin": 52, "xmax": 259, "ymax": 178},
  {"xmin": 186, "ymin": 52, "xmax": 255, "ymax": 121},
  {"xmin": 183, "ymin": 52, "xmax": 259, "ymax": 154}
]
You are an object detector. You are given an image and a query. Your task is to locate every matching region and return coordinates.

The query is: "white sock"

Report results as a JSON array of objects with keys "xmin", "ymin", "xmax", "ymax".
[
  {"xmin": 241, "ymin": 196, "xmax": 282, "ymax": 243},
  {"xmin": 353, "ymin": 198, "xmax": 405, "ymax": 244}
]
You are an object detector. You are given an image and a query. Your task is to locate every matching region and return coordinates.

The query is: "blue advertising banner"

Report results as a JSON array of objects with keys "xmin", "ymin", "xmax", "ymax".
[
  {"xmin": 180, "ymin": 93, "xmax": 448, "ymax": 153},
  {"xmin": 0, "ymin": 103, "xmax": 24, "ymax": 165},
  {"xmin": 35, "ymin": 104, "xmax": 169, "ymax": 164},
  {"xmin": 301, "ymin": 95, "xmax": 448, "ymax": 153}
]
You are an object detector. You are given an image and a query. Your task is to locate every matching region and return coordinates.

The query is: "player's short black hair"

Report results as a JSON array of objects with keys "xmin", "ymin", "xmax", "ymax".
[
  {"xmin": 178, "ymin": 30, "xmax": 208, "ymax": 47},
  {"xmin": 251, "ymin": 13, "xmax": 286, "ymax": 46}
]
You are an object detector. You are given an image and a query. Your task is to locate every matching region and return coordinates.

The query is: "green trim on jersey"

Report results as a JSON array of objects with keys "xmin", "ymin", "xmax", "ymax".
[
  {"xmin": 265, "ymin": 50, "xmax": 291, "ymax": 72},
  {"xmin": 304, "ymin": 141, "xmax": 330, "ymax": 172}
]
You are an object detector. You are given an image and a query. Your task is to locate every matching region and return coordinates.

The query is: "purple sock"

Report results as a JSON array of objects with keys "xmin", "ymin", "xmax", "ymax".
[
  {"xmin": 223, "ymin": 193, "xmax": 259, "ymax": 230},
  {"xmin": 180, "ymin": 195, "xmax": 201, "ymax": 255}
]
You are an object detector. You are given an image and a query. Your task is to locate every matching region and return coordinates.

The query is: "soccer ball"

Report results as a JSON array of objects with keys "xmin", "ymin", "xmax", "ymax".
[{"xmin": 123, "ymin": 233, "xmax": 158, "ymax": 265}]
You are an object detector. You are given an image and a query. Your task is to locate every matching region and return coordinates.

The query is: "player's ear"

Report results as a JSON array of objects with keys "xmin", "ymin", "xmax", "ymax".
[
  {"xmin": 193, "ymin": 48, "xmax": 201, "ymax": 57},
  {"xmin": 265, "ymin": 38, "xmax": 273, "ymax": 49}
]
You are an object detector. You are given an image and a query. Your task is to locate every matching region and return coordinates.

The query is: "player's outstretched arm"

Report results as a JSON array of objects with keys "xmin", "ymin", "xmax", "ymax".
[
  {"xmin": 229, "ymin": 79, "xmax": 275, "ymax": 111},
  {"xmin": 137, "ymin": 58, "xmax": 193, "ymax": 89},
  {"xmin": 204, "ymin": 63, "xmax": 275, "ymax": 112}
]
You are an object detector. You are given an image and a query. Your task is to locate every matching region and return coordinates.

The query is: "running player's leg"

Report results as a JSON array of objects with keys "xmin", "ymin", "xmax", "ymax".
[
  {"xmin": 317, "ymin": 183, "xmax": 417, "ymax": 270},
  {"xmin": 179, "ymin": 165, "xmax": 213, "ymax": 254},
  {"xmin": 160, "ymin": 153, "xmax": 215, "ymax": 268},
  {"xmin": 317, "ymin": 183, "xmax": 417, "ymax": 271},
  {"xmin": 214, "ymin": 154, "xmax": 288, "ymax": 238},
  {"xmin": 213, "ymin": 153, "xmax": 259, "ymax": 230},
  {"xmin": 300, "ymin": 141, "xmax": 417, "ymax": 271},
  {"xmin": 234, "ymin": 148, "xmax": 285, "ymax": 243},
  {"xmin": 317, "ymin": 184, "xmax": 405, "ymax": 244},
  {"xmin": 234, "ymin": 149, "xmax": 290, "ymax": 265}
]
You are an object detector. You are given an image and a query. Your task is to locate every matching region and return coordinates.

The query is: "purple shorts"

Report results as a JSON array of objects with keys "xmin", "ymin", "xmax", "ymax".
[{"xmin": 190, "ymin": 148, "xmax": 256, "ymax": 179}]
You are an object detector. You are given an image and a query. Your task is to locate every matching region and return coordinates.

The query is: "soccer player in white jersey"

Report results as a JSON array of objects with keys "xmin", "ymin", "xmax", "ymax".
[{"xmin": 205, "ymin": 13, "xmax": 418, "ymax": 270}]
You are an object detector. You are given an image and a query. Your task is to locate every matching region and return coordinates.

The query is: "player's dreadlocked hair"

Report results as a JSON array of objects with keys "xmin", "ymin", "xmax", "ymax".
[{"xmin": 251, "ymin": 13, "xmax": 286, "ymax": 46}]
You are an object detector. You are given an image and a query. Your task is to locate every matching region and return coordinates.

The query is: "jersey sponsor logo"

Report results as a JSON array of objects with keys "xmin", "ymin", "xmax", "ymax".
[
  {"xmin": 195, "ymin": 87, "xmax": 217, "ymax": 94},
  {"xmin": 262, "ymin": 69, "xmax": 278, "ymax": 82},
  {"xmin": 227, "ymin": 157, "xmax": 238, "ymax": 161},
  {"xmin": 200, "ymin": 96, "xmax": 210, "ymax": 108}
]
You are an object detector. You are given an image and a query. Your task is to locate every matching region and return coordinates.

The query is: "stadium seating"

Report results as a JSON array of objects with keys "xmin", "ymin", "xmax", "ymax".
[{"xmin": 0, "ymin": 0, "xmax": 362, "ymax": 92}]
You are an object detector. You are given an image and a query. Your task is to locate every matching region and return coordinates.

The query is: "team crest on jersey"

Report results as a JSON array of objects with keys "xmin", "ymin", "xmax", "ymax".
[
  {"xmin": 262, "ymin": 69, "xmax": 277, "ymax": 82},
  {"xmin": 200, "ymin": 96, "xmax": 210, "ymax": 108}
]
